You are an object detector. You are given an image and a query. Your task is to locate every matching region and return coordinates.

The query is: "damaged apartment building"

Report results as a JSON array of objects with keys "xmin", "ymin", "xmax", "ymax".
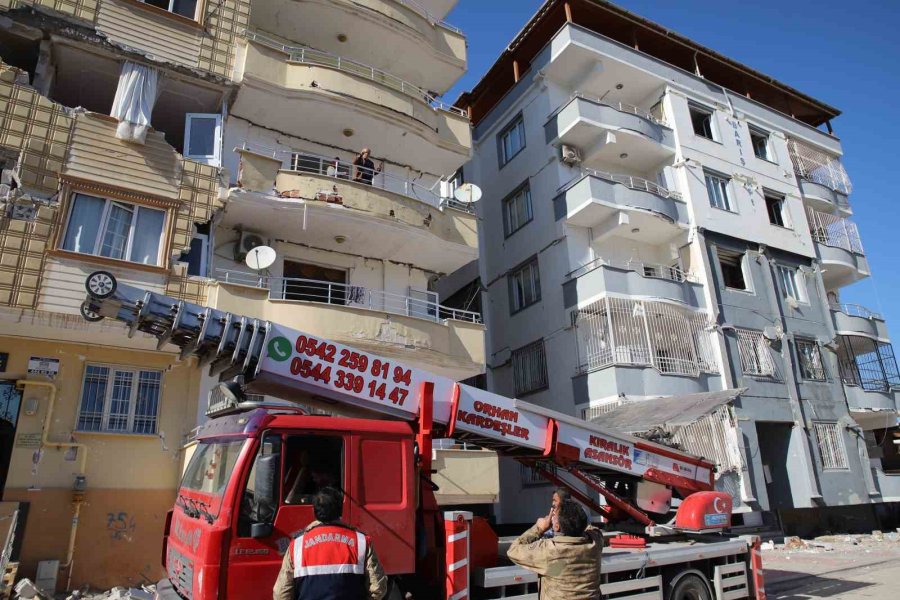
[
  {"xmin": 447, "ymin": 0, "xmax": 900, "ymax": 533},
  {"xmin": 0, "ymin": 0, "xmax": 483, "ymax": 592}
]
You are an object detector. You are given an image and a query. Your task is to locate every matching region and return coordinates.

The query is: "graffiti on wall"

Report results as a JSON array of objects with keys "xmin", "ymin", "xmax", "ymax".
[{"xmin": 107, "ymin": 511, "xmax": 137, "ymax": 541}]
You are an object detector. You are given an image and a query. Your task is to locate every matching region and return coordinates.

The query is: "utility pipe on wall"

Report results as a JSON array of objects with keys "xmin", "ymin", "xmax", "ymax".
[{"xmin": 16, "ymin": 380, "xmax": 88, "ymax": 591}]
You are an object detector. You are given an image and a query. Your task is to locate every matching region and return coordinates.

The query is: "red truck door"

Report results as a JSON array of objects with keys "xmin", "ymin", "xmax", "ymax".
[{"xmin": 227, "ymin": 431, "xmax": 351, "ymax": 599}]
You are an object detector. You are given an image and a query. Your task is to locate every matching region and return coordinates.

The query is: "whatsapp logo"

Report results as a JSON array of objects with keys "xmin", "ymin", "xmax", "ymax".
[{"xmin": 267, "ymin": 336, "xmax": 292, "ymax": 362}]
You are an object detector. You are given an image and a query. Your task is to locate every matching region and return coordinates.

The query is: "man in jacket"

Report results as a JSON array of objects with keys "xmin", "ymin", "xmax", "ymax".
[
  {"xmin": 507, "ymin": 499, "xmax": 604, "ymax": 600},
  {"xmin": 274, "ymin": 487, "xmax": 388, "ymax": 600}
]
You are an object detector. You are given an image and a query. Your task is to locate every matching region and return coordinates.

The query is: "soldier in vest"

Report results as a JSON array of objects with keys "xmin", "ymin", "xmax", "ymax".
[{"xmin": 274, "ymin": 487, "xmax": 388, "ymax": 600}]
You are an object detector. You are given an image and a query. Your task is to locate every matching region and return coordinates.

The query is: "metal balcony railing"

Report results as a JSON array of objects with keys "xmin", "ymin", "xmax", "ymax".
[
  {"xmin": 572, "ymin": 168, "xmax": 682, "ymax": 200},
  {"xmin": 216, "ymin": 269, "xmax": 483, "ymax": 324},
  {"xmin": 570, "ymin": 92, "xmax": 669, "ymax": 127},
  {"xmin": 788, "ymin": 138, "xmax": 852, "ymax": 195},
  {"xmin": 395, "ymin": 0, "xmax": 463, "ymax": 34},
  {"xmin": 830, "ymin": 303, "xmax": 883, "ymax": 320},
  {"xmin": 245, "ymin": 30, "xmax": 466, "ymax": 117},
  {"xmin": 806, "ymin": 207, "xmax": 864, "ymax": 254},
  {"xmin": 566, "ymin": 257, "xmax": 697, "ymax": 283}
]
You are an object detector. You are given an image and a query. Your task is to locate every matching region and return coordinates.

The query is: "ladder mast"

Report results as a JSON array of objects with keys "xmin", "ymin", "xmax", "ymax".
[{"xmin": 81, "ymin": 271, "xmax": 715, "ymax": 494}]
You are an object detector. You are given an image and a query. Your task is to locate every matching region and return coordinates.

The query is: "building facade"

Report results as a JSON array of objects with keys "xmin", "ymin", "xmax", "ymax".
[
  {"xmin": 455, "ymin": 0, "xmax": 899, "ymax": 529},
  {"xmin": 0, "ymin": 0, "xmax": 486, "ymax": 591}
]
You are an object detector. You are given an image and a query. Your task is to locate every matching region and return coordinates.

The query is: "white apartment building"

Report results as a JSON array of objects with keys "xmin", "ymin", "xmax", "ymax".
[{"xmin": 451, "ymin": 0, "xmax": 900, "ymax": 532}]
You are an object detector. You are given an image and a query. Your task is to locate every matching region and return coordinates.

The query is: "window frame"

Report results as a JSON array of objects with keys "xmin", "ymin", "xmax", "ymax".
[
  {"xmin": 796, "ymin": 339, "xmax": 826, "ymax": 381},
  {"xmin": 704, "ymin": 169, "xmax": 734, "ymax": 212},
  {"xmin": 813, "ymin": 422, "xmax": 849, "ymax": 470},
  {"xmin": 497, "ymin": 113, "xmax": 526, "ymax": 168},
  {"xmin": 748, "ymin": 125, "xmax": 773, "ymax": 162},
  {"xmin": 502, "ymin": 181, "xmax": 534, "ymax": 237},
  {"xmin": 60, "ymin": 192, "xmax": 168, "ymax": 267},
  {"xmin": 776, "ymin": 264, "xmax": 808, "ymax": 304},
  {"xmin": 689, "ymin": 102, "xmax": 717, "ymax": 141},
  {"xmin": 137, "ymin": 0, "xmax": 201, "ymax": 21},
  {"xmin": 511, "ymin": 339, "xmax": 549, "ymax": 397},
  {"xmin": 736, "ymin": 328, "xmax": 776, "ymax": 378},
  {"xmin": 716, "ymin": 247, "xmax": 751, "ymax": 292},
  {"xmin": 508, "ymin": 256, "xmax": 541, "ymax": 314},
  {"xmin": 184, "ymin": 232, "xmax": 209, "ymax": 277},
  {"xmin": 764, "ymin": 191, "xmax": 789, "ymax": 228},
  {"xmin": 184, "ymin": 113, "xmax": 222, "ymax": 166},
  {"xmin": 76, "ymin": 363, "xmax": 163, "ymax": 435}
]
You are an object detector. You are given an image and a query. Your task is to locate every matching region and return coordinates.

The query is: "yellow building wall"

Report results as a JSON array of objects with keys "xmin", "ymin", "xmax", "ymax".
[{"xmin": 0, "ymin": 336, "xmax": 201, "ymax": 591}]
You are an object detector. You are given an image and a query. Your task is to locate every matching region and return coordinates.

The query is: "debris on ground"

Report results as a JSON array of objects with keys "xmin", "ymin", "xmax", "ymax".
[
  {"xmin": 62, "ymin": 586, "xmax": 155, "ymax": 600},
  {"xmin": 764, "ymin": 530, "xmax": 900, "ymax": 555}
]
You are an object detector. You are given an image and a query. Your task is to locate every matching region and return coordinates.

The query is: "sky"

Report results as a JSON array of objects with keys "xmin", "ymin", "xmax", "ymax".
[{"xmin": 444, "ymin": 0, "xmax": 900, "ymax": 330}]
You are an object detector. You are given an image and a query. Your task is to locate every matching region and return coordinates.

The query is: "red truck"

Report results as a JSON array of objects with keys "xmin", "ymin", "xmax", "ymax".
[{"xmin": 83, "ymin": 271, "xmax": 767, "ymax": 600}]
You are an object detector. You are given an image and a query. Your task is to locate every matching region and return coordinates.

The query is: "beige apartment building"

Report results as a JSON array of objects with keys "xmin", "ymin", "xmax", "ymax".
[{"xmin": 0, "ymin": 0, "xmax": 484, "ymax": 591}]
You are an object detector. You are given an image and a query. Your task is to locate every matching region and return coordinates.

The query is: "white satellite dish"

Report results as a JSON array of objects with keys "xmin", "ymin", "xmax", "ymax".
[
  {"xmin": 454, "ymin": 183, "xmax": 482, "ymax": 204},
  {"xmin": 245, "ymin": 245, "xmax": 276, "ymax": 271}
]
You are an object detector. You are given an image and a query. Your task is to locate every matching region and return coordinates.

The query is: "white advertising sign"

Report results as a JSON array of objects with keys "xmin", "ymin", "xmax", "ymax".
[
  {"xmin": 452, "ymin": 385, "xmax": 550, "ymax": 451},
  {"xmin": 28, "ymin": 356, "xmax": 59, "ymax": 378}
]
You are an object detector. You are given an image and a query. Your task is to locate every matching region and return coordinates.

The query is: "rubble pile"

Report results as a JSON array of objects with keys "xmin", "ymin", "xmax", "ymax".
[{"xmin": 761, "ymin": 530, "xmax": 900, "ymax": 554}]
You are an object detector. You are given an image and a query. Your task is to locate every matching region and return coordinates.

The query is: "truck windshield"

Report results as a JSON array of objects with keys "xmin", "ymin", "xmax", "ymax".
[{"xmin": 181, "ymin": 438, "xmax": 247, "ymax": 506}]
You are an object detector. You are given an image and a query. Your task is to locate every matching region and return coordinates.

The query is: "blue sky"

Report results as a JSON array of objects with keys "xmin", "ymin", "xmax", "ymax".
[{"xmin": 445, "ymin": 0, "xmax": 900, "ymax": 329}]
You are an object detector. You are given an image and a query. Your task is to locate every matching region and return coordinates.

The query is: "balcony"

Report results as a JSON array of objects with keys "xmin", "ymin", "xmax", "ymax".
[
  {"xmin": 831, "ymin": 304, "xmax": 890, "ymax": 342},
  {"xmin": 545, "ymin": 94, "xmax": 676, "ymax": 172},
  {"xmin": 799, "ymin": 179, "xmax": 851, "ymax": 216},
  {"xmin": 788, "ymin": 138, "xmax": 852, "ymax": 196},
  {"xmin": 837, "ymin": 335, "xmax": 899, "ymax": 417},
  {"xmin": 247, "ymin": 0, "xmax": 466, "ymax": 94},
  {"xmin": 805, "ymin": 207, "xmax": 869, "ymax": 287},
  {"xmin": 222, "ymin": 153, "xmax": 477, "ymax": 275},
  {"xmin": 554, "ymin": 170, "xmax": 687, "ymax": 243},
  {"xmin": 563, "ymin": 258, "xmax": 705, "ymax": 310},
  {"xmin": 206, "ymin": 275, "xmax": 485, "ymax": 381}
]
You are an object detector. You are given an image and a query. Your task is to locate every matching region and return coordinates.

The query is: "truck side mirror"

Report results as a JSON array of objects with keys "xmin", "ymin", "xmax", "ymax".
[
  {"xmin": 250, "ymin": 522, "xmax": 273, "ymax": 539},
  {"xmin": 254, "ymin": 453, "xmax": 281, "ymax": 527}
]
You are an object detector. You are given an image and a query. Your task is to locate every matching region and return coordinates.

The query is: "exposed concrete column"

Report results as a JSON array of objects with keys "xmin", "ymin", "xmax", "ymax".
[{"xmin": 32, "ymin": 39, "xmax": 54, "ymax": 97}]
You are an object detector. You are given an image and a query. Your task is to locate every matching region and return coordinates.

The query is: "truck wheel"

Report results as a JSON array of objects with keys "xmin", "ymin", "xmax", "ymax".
[
  {"xmin": 669, "ymin": 574, "xmax": 711, "ymax": 600},
  {"xmin": 85, "ymin": 270, "xmax": 117, "ymax": 299}
]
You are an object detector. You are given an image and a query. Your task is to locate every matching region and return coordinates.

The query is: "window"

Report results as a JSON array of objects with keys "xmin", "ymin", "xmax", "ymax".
[
  {"xmin": 498, "ymin": 114, "xmax": 526, "ymax": 166},
  {"xmin": 281, "ymin": 261, "xmax": 348, "ymax": 304},
  {"xmin": 736, "ymin": 329, "xmax": 775, "ymax": 377},
  {"xmin": 512, "ymin": 339, "xmax": 549, "ymax": 396},
  {"xmin": 717, "ymin": 248, "xmax": 749, "ymax": 291},
  {"xmin": 184, "ymin": 114, "xmax": 222, "ymax": 166},
  {"xmin": 283, "ymin": 435, "xmax": 344, "ymax": 504},
  {"xmin": 777, "ymin": 265, "xmax": 807, "ymax": 303},
  {"xmin": 837, "ymin": 335, "xmax": 900, "ymax": 392},
  {"xmin": 704, "ymin": 171, "xmax": 733, "ymax": 211},
  {"xmin": 183, "ymin": 232, "xmax": 208, "ymax": 277},
  {"xmin": 765, "ymin": 192, "xmax": 787, "ymax": 227},
  {"xmin": 140, "ymin": 0, "xmax": 198, "ymax": 19},
  {"xmin": 502, "ymin": 183, "xmax": 533, "ymax": 236},
  {"xmin": 797, "ymin": 340, "xmax": 826, "ymax": 381},
  {"xmin": 77, "ymin": 365, "xmax": 162, "ymax": 434},
  {"xmin": 813, "ymin": 422, "xmax": 848, "ymax": 470},
  {"xmin": 866, "ymin": 427, "xmax": 900, "ymax": 474},
  {"xmin": 508, "ymin": 257, "xmax": 541, "ymax": 313},
  {"xmin": 61, "ymin": 193, "xmax": 166, "ymax": 266},
  {"xmin": 689, "ymin": 103, "xmax": 716, "ymax": 140},
  {"xmin": 749, "ymin": 126, "xmax": 771, "ymax": 161}
]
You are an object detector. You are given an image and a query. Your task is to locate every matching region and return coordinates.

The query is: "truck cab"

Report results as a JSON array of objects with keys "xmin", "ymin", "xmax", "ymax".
[{"xmin": 163, "ymin": 409, "xmax": 417, "ymax": 599}]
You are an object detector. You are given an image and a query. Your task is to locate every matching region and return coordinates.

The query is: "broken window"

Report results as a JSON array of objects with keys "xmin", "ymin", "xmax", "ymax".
[
  {"xmin": 736, "ymin": 329, "xmax": 775, "ymax": 377},
  {"xmin": 717, "ymin": 248, "xmax": 749, "ymax": 290},
  {"xmin": 181, "ymin": 222, "xmax": 210, "ymax": 276},
  {"xmin": 749, "ymin": 126, "xmax": 771, "ymax": 161},
  {"xmin": 867, "ymin": 427, "xmax": 900, "ymax": 474},
  {"xmin": 512, "ymin": 339, "xmax": 548, "ymax": 396},
  {"xmin": 61, "ymin": 193, "xmax": 166, "ymax": 266},
  {"xmin": 776, "ymin": 265, "xmax": 807, "ymax": 303},
  {"xmin": 796, "ymin": 339, "xmax": 826, "ymax": 381},
  {"xmin": 765, "ymin": 192, "xmax": 787, "ymax": 227},
  {"xmin": 813, "ymin": 422, "xmax": 848, "ymax": 470},
  {"xmin": 76, "ymin": 364, "xmax": 162, "ymax": 434},
  {"xmin": 689, "ymin": 103, "xmax": 716, "ymax": 140}
]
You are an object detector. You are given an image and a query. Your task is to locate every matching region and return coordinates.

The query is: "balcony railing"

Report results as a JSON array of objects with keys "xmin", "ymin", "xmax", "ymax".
[
  {"xmin": 395, "ymin": 0, "xmax": 463, "ymax": 34},
  {"xmin": 788, "ymin": 138, "xmax": 852, "ymax": 196},
  {"xmin": 245, "ymin": 30, "xmax": 466, "ymax": 117},
  {"xmin": 570, "ymin": 92, "xmax": 668, "ymax": 127},
  {"xmin": 569, "ymin": 168, "xmax": 682, "ymax": 200},
  {"xmin": 830, "ymin": 303, "xmax": 883, "ymax": 320},
  {"xmin": 806, "ymin": 207, "xmax": 864, "ymax": 254},
  {"xmin": 566, "ymin": 257, "xmax": 697, "ymax": 283},
  {"xmin": 216, "ymin": 269, "xmax": 482, "ymax": 324}
]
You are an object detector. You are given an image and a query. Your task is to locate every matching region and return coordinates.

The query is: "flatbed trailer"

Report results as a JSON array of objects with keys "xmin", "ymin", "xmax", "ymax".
[{"xmin": 81, "ymin": 271, "xmax": 767, "ymax": 600}]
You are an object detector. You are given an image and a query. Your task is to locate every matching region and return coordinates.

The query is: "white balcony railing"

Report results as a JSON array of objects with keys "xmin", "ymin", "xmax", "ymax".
[
  {"xmin": 806, "ymin": 207, "xmax": 864, "ymax": 254},
  {"xmin": 245, "ymin": 30, "xmax": 466, "ymax": 117},
  {"xmin": 570, "ymin": 92, "xmax": 669, "ymax": 127},
  {"xmin": 216, "ymin": 269, "xmax": 482, "ymax": 324},
  {"xmin": 830, "ymin": 303, "xmax": 883, "ymax": 320},
  {"xmin": 566, "ymin": 256, "xmax": 697, "ymax": 283},
  {"xmin": 788, "ymin": 138, "xmax": 852, "ymax": 195},
  {"xmin": 395, "ymin": 0, "xmax": 463, "ymax": 33},
  {"xmin": 571, "ymin": 168, "xmax": 682, "ymax": 200}
]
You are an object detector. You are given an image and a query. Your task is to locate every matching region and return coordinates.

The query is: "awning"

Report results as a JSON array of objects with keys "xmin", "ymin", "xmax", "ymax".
[{"xmin": 591, "ymin": 388, "xmax": 747, "ymax": 433}]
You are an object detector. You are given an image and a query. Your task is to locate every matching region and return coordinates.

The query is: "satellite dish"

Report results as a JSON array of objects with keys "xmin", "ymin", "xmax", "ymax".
[
  {"xmin": 454, "ymin": 183, "xmax": 482, "ymax": 204},
  {"xmin": 245, "ymin": 245, "xmax": 276, "ymax": 271}
]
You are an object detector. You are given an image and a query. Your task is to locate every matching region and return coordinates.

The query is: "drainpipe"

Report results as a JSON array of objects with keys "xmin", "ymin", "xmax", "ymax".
[{"xmin": 17, "ymin": 380, "xmax": 88, "ymax": 591}]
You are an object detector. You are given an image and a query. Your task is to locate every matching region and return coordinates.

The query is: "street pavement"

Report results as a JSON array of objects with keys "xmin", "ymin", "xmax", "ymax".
[{"xmin": 763, "ymin": 533, "xmax": 900, "ymax": 599}]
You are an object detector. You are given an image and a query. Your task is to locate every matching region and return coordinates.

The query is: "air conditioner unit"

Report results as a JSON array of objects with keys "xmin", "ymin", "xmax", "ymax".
[
  {"xmin": 234, "ymin": 230, "xmax": 266, "ymax": 262},
  {"xmin": 560, "ymin": 144, "xmax": 582, "ymax": 166}
]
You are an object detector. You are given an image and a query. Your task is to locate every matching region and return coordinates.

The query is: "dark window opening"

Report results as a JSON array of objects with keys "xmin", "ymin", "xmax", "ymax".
[
  {"xmin": 765, "ymin": 193, "xmax": 786, "ymax": 227},
  {"xmin": 717, "ymin": 248, "xmax": 747, "ymax": 290},
  {"xmin": 181, "ymin": 221, "xmax": 210, "ymax": 276},
  {"xmin": 283, "ymin": 435, "xmax": 344, "ymax": 505},
  {"xmin": 867, "ymin": 427, "xmax": 900, "ymax": 474},
  {"xmin": 690, "ymin": 104, "xmax": 715, "ymax": 140},
  {"xmin": 750, "ymin": 126, "xmax": 771, "ymax": 160},
  {"xmin": 281, "ymin": 260, "xmax": 348, "ymax": 304},
  {"xmin": 0, "ymin": 31, "xmax": 40, "ymax": 83}
]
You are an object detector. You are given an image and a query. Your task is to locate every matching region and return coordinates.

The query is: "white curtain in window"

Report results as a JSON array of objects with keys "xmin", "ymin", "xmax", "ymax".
[
  {"xmin": 130, "ymin": 207, "xmax": 165, "ymax": 265},
  {"xmin": 110, "ymin": 61, "xmax": 160, "ymax": 144},
  {"xmin": 62, "ymin": 194, "xmax": 104, "ymax": 253}
]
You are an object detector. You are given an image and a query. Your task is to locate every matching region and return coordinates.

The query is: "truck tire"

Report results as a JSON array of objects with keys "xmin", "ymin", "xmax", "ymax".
[{"xmin": 669, "ymin": 573, "xmax": 711, "ymax": 600}]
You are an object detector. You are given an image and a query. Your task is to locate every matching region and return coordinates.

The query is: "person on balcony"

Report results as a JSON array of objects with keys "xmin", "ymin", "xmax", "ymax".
[{"xmin": 352, "ymin": 148, "xmax": 382, "ymax": 185}]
